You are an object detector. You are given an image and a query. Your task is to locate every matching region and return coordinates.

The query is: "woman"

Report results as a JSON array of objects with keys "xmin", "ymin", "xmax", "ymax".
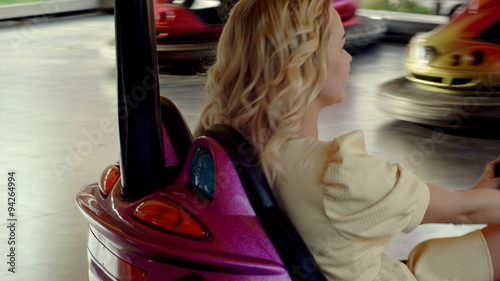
[{"xmin": 195, "ymin": 0, "xmax": 500, "ymax": 280}]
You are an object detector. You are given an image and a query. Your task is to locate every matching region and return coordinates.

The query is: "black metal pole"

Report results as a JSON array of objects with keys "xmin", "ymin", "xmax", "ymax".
[{"xmin": 115, "ymin": 0, "xmax": 165, "ymax": 200}]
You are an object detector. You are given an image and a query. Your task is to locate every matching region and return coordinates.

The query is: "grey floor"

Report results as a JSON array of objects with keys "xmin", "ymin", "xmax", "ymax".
[{"xmin": 0, "ymin": 12, "xmax": 498, "ymax": 280}]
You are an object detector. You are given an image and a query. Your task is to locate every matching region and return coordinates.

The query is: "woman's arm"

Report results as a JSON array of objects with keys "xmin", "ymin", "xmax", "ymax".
[{"xmin": 421, "ymin": 160, "xmax": 500, "ymax": 225}]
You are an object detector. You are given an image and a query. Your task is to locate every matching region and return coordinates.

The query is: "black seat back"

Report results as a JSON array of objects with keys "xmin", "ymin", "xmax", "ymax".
[{"xmin": 202, "ymin": 124, "xmax": 327, "ymax": 281}]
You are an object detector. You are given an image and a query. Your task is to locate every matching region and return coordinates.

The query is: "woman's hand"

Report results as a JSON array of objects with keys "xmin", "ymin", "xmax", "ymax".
[{"xmin": 472, "ymin": 160, "xmax": 500, "ymax": 190}]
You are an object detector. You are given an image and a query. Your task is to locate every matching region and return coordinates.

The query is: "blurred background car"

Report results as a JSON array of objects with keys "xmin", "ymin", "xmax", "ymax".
[
  {"xmin": 154, "ymin": 0, "xmax": 224, "ymax": 62},
  {"xmin": 404, "ymin": 0, "xmax": 500, "ymax": 94},
  {"xmin": 101, "ymin": 0, "xmax": 386, "ymax": 66},
  {"xmin": 154, "ymin": 0, "xmax": 385, "ymax": 63},
  {"xmin": 378, "ymin": 0, "xmax": 500, "ymax": 127}
]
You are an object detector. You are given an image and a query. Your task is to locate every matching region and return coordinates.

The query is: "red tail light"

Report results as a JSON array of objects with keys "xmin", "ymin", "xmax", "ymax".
[
  {"xmin": 133, "ymin": 197, "xmax": 210, "ymax": 239},
  {"xmin": 99, "ymin": 165, "xmax": 121, "ymax": 197},
  {"xmin": 116, "ymin": 256, "xmax": 147, "ymax": 281}
]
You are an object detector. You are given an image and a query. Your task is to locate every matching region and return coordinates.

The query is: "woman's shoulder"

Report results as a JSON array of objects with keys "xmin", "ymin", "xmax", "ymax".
[
  {"xmin": 322, "ymin": 130, "xmax": 394, "ymax": 183},
  {"xmin": 280, "ymin": 136, "xmax": 330, "ymax": 168},
  {"xmin": 282, "ymin": 130, "xmax": 367, "ymax": 162},
  {"xmin": 286, "ymin": 130, "xmax": 365, "ymax": 148},
  {"xmin": 329, "ymin": 130, "xmax": 367, "ymax": 155}
]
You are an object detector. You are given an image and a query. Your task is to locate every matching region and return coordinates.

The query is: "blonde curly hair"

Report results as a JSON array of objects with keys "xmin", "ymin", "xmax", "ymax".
[{"xmin": 195, "ymin": 0, "xmax": 334, "ymax": 182}]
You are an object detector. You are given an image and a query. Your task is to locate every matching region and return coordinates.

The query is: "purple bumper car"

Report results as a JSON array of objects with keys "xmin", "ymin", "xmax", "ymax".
[{"xmin": 76, "ymin": 0, "xmax": 327, "ymax": 280}]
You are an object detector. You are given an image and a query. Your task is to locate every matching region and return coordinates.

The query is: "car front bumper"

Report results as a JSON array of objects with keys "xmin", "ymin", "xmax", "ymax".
[
  {"xmin": 156, "ymin": 41, "xmax": 217, "ymax": 61},
  {"xmin": 379, "ymin": 77, "xmax": 500, "ymax": 127}
]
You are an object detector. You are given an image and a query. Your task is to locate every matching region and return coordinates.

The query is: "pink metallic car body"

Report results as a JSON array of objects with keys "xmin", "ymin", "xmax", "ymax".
[{"xmin": 78, "ymin": 122, "xmax": 299, "ymax": 280}]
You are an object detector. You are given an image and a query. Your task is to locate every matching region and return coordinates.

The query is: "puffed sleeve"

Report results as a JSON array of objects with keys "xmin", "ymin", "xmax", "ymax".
[{"xmin": 321, "ymin": 131, "xmax": 430, "ymax": 240}]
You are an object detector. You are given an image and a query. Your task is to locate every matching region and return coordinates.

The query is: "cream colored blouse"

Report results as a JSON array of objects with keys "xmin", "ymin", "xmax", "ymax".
[{"xmin": 271, "ymin": 130, "xmax": 430, "ymax": 280}]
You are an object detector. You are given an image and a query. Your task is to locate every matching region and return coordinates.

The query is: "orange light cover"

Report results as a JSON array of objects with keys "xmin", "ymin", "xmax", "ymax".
[
  {"xmin": 133, "ymin": 197, "xmax": 210, "ymax": 239},
  {"xmin": 99, "ymin": 165, "xmax": 121, "ymax": 197},
  {"xmin": 115, "ymin": 256, "xmax": 148, "ymax": 281}
]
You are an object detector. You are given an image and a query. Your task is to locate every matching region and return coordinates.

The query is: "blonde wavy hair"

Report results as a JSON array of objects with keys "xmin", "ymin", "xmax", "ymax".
[{"xmin": 195, "ymin": 0, "xmax": 334, "ymax": 182}]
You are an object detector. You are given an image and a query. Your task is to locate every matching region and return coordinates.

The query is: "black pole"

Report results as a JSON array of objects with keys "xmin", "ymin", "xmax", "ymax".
[{"xmin": 115, "ymin": 0, "xmax": 165, "ymax": 200}]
